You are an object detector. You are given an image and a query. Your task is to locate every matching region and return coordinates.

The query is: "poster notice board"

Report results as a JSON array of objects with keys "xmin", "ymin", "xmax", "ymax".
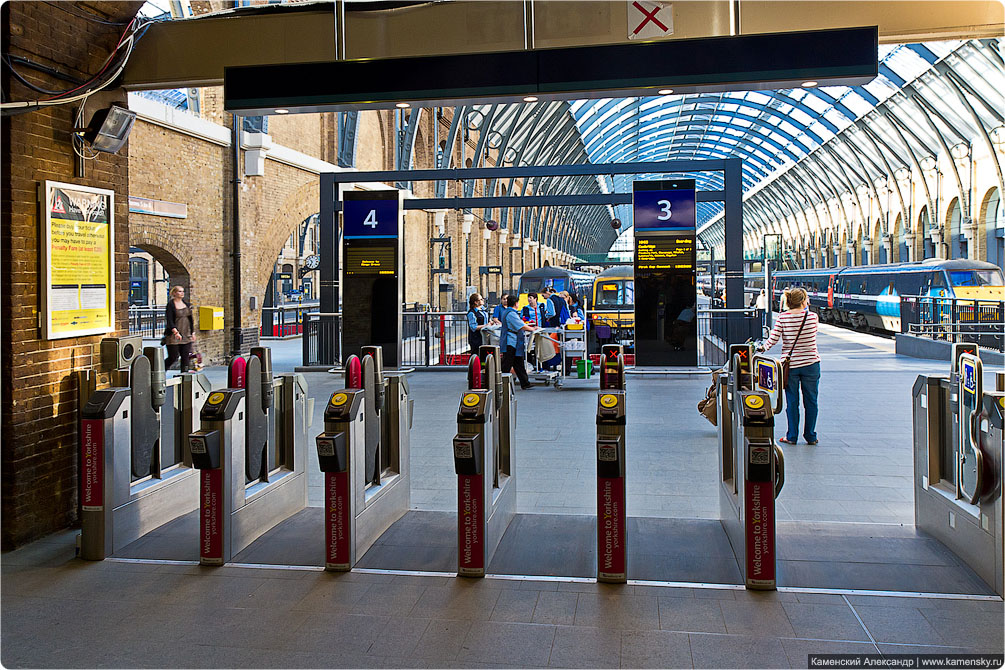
[{"xmin": 40, "ymin": 181, "xmax": 115, "ymax": 340}]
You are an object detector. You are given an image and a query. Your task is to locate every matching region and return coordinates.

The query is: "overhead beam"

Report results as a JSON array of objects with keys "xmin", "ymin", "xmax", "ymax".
[
  {"xmin": 123, "ymin": 1, "xmax": 1000, "ymax": 92},
  {"xmin": 225, "ymin": 27, "xmax": 877, "ymax": 114},
  {"xmin": 123, "ymin": 7, "xmax": 336, "ymax": 89},
  {"xmin": 337, "ymin": 159, "xmax": 735, "ymax": 183},
  {"xmin": 373, "ymin": 191, "xmax": 728, "ymax": 211}
]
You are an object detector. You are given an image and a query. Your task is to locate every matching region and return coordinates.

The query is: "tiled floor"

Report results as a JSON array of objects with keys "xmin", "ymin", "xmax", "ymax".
[
  {"xmin": 6, "ymin": 326, "xmax": 1001, "ymax": 667},
  {"xmin": 2, "ymin": 531, "xmax": 1001, "ymax": 668}
]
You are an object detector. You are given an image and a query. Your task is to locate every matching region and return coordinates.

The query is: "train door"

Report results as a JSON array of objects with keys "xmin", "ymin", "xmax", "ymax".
[{"xmin": 827, "ymin": 275, "xmax": 834, "ymax": 309}]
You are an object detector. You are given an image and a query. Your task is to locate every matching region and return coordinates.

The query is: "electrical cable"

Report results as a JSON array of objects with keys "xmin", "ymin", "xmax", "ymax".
[
  {"xmin": 43, "ymin": 18, "xmax": 136, "ymax": 101},
  {"xmin": 2, "ymin": 56, "xmax": 64, "ymax": 95},
  {"xmin": 1, "ymin": 16, "xmax": 154, "ymax": 113}
]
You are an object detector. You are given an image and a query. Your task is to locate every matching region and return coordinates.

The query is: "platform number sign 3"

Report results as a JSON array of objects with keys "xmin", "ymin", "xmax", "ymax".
[{"xmin": 657, "ymin": 199, "xmax": 672, "ymax": 221}]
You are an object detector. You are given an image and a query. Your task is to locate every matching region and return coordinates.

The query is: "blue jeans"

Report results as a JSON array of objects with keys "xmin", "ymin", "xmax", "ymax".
[{"xmin": 784, "ymin": 362, "xmax": 820, "ymax": 442}]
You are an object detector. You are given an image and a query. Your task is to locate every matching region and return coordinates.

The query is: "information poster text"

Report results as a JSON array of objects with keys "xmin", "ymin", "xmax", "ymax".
[{"xmin": 42, "ymin": 182, "xmax": 114, "ymax": 339}]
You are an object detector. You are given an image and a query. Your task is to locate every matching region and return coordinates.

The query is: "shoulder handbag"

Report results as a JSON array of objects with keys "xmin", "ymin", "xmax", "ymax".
[
  {"xmin": 697, "ymin": 368, "xmax": 722, "ymax": 426},
  {"xmin": 780, "ymin": 312, "xmax": 809, "ymax": 389}
]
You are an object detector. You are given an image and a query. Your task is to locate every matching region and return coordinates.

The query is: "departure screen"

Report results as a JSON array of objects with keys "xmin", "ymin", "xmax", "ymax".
[
  {"xmin": 634, "ymin": 231, "xmax": 697, "ymax": 366},
  {"xmin": 635, "ymin": 237, "xmax": 695, "ymax": 271},
  {"xmin": 345, "ymin": 246, "xmax": 396, "ymax": 275}
]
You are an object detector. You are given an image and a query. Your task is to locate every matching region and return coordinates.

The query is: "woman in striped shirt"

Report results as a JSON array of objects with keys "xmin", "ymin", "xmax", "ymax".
[{"xmin": 758, "ymin": 287, "xmax": 821, "ymax": 445}]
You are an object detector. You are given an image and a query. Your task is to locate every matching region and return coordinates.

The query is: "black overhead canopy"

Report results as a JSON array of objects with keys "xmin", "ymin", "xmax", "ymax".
[{"xmin": 223, "ymin": 26, "xmax": 878, "ymax": 115}]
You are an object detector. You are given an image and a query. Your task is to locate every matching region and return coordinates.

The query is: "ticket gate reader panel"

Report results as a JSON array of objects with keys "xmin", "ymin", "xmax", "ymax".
[
  {"xmin": 455, "ymin": 390, "xmax": 493, "ymax": 577},
  {"xmin": 80, "ymin": 388, "xmax": 131, "ymax": 560},
  {"xmin": 190, "ymin": 389, "xmax": 245, "ymax": 565},
  {"xmin": 318, "ymin": 389, "xmax": 365, "ymax": 569},
  {"xmin": 454, "ymin": 388, "xmax": 515, "ymax": 577},
  {"xmin": 958, "ymin": 354, "xmax": 983, "ymax": 505},
  {"xmin": 915, "ymin": 356, "xmax": 1005, "ymax": 595},
  {"xmin": 753, "ymin": 356, "xmax": 784, "ymax": 415},
  {"xmin": 317, "ymin": 380, "xmax": 410, "ymax": 571},
  {"xmin": 720, "ymin": 389, "xmax": 782, "ymax": 590},
  {"xmin": 597, "ymin": 391, "xmax": 627, "ymax": 583}
]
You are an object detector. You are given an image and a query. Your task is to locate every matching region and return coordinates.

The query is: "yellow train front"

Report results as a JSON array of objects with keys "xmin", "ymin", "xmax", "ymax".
[{"xmin": 590, "ymin": 265, "xmax": 635, "ymax": 351}]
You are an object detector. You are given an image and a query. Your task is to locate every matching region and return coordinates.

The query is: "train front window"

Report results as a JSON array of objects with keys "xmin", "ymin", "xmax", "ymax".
[
  {"xmin": 596, "ymin": 280, "xmax": 634, "ymax": 307},
  {"xmin": 521, "ymin": 279, "xmax": 544, "ymax": 292},
  {"xmin": 948, "ymin": 270, "xmax": 1004, "ymax": 287}
]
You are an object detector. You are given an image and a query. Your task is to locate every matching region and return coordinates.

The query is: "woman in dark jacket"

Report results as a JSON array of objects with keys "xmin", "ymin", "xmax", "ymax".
[
  {"xmin": 164, "ymin": 285, "xmax": 195, "ymax": 371},
  {"xmin": 466, "ymin": 293, "xmax": 489, "ymax": 354}
]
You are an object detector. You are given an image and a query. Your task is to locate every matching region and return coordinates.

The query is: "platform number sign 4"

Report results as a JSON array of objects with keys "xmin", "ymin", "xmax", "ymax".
[
  {"xmin": 363, "ymin": 209, "xmax": 378, "ymax": 229},
  {"xmin": 343, "ymin": 197, "xmax": 399, "ymax": 239}
]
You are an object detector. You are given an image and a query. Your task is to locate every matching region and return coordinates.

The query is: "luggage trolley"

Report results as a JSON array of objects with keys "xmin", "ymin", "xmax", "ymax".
[{"xmin": 527, "ymin": 328, "xmax": 563, "ymax": 389}]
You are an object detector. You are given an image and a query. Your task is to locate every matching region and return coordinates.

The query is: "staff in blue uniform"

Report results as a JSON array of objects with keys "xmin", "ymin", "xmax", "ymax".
[
  {"xmin": 521, "ymin": 293, "xmax": 544, "ymax": 324},
  {"xmin": 466, "ymin": 293, "xmax": 489, "ymax": 354},
  {"xmin": 499, "ymin": 294, "xmax": 535, "ymax": 389},
  {"xmin": 568, "ymin": 293, "xmax": 585, "ymax": 321},
  {"xmin": 539, "ymin": 287, "xmax": 558, "ymax": 326},
  {"xmin": 491, "ymin": 293, "xmax": 509, "ymax": 325}
]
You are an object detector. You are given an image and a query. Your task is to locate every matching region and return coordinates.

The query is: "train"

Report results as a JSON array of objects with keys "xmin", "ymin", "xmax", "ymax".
[
  {"xmin": 516, "ymin": 266, "xmax": 596, "ymax": 305},
  {"xmin": 590, "ymin": 265, "xmax": 635, "ymax": 349},
  {"xmin": 766, "ymin": 259, "xmax": 1004, "ymax": 333}
]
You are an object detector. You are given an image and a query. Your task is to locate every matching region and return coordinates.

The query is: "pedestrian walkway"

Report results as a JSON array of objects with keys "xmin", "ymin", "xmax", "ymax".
[
  {"xmin": 4, "ymin": 327, "xmax": 1001, "ymax": 668},
  {"xmin": 2, "ymin": 529, "xmax": 1001, "ymax": 668}
]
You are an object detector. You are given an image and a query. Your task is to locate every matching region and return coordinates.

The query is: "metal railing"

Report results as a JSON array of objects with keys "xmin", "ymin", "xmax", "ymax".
[
  {"xmin": 901, "ymin": 295, "xmax": 1004, "ymax": 352},
  {"xmin": 261, "ymin": 302, "xmax": 320, "ymax": 338},
  {"xmin": 128, "ymin": 306, "xmax": 165, "ymax": 337},
  {"xmin": 698, "ymin": 307, "xmax": 766, "ymax": 367},
  {"xmin": 302, "ymin": 306, "xmax": 766, "ymax": 369},
  {"xmin": 302, "ymin": 312, "xmax": 342, "ymax": 366}
]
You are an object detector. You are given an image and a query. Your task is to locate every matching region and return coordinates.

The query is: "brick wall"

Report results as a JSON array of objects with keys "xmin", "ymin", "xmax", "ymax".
[{"xmin": 1, "ymin": 1, "xmax": 144, "ymax": 549}]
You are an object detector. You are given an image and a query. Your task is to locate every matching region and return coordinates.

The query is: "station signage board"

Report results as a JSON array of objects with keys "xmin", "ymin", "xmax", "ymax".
[
  {"xmin": 340, "ymin": 189, "xmax": 403, "ymax": 366},
  {"xmin": 632, "ymin": 180, "xmax": 697, "ymax": 366}
]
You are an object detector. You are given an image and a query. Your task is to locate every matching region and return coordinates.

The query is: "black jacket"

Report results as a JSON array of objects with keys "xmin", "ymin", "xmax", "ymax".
[{"xmin": 164, "ymin": 299, "xmax": 194, "ymax": 338}]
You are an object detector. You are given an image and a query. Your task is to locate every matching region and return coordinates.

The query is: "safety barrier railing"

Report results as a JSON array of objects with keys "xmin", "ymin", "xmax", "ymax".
[
  {"xmin": 699, "ymin": 308, "xmax": 766, "ymax": 367},
  {"xmin": 303, "ymin": 307, "xmax": 767, "ymax": 368},
  {"xmin": 302, "ymin": 313, "xmax": 342, "ymax": 366},
  {"xmin": 260, "ymin": 303, "xmax": 320, "ymax": 338},
  {"xmin": 900, "ymin": 295, "xmax": 1004, "ymax": 352},
  {"xmin": 128, "ymin": 307, "xmax": 166, "ymax": 337}
]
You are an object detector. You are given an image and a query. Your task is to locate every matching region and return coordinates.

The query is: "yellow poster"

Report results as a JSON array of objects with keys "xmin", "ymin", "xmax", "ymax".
[{"xmin": 42, "ymin": 182, "xmax": 114, "ymax": 339}]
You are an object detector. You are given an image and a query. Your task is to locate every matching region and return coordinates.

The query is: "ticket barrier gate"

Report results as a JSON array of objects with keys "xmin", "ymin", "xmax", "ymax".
[
  {"xmin": 913, "ymin": 344, "xmax": 1004, "ymax": 596},
  {"xmin": 479, "ymin": 344, "xmax": 516, "ymax": 488},
  {"xmin": 453, "ymin": 352, "xmax": 517, "ymax": 577},
  {"xmin": 315, "ymin": 347, "xmax": 412, "ymax": 570},
  {"xmin": 596, "ymin": 347, "xmax": 627, "ymax": 583},
  {"xmin": 719, "ymin": 350, "xmax": 785, "ymax": 589},
  {"xmin": 188, "ymin": 357, "xmax": 309, "ymax": 566},
  {"xmin": 79, "ymin": 348, "xmax": 211, "ymax": 560}
]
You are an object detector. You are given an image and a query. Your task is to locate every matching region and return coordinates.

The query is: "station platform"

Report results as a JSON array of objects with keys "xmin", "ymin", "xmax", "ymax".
[{"xmin": 3, "ymin": 324, "xmax": 1003, "ymax": 668}]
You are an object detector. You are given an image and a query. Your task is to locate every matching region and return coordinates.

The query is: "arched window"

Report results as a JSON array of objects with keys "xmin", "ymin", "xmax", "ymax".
[
  {"xmin": 129, "ymin": 256, "xmax": 149, "ymax": 306},
  {"xmin": 919, "ymin": 207, "xmax": 934, "ymax": 259},
  {"xmin": 947, "ymin": 198, "xmax": 964, "ymax": 259},
  {"xmin": 986, "ymin": 189, "xmax": 1004, "ymax": 272}
]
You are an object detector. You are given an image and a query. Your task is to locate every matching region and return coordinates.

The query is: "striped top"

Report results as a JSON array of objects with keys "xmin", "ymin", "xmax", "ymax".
[{"xmin": 763, "ymin": 309, "xmax": 820, "ymax": 368}]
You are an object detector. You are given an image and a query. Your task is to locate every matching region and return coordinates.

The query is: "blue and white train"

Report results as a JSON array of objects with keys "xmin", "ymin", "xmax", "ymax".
[{"xmin": 767, "ymin": 259, "xmax": 1004, "ymax": 333}]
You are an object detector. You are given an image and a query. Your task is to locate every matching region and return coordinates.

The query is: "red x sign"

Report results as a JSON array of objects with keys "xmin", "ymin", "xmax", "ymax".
[{"xmin": 628, "ymin": 0, "xmax": 673, "ymax": 40}]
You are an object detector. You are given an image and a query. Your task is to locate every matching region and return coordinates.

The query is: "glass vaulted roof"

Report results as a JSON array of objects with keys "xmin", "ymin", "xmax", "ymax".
[
  {"xmin": 568, "ymin": 42, "xmax": 961, "ymax": 230},
  {"xmin": 468, "ymin": 38, "xmax": 1003, "ymax": 256}
]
